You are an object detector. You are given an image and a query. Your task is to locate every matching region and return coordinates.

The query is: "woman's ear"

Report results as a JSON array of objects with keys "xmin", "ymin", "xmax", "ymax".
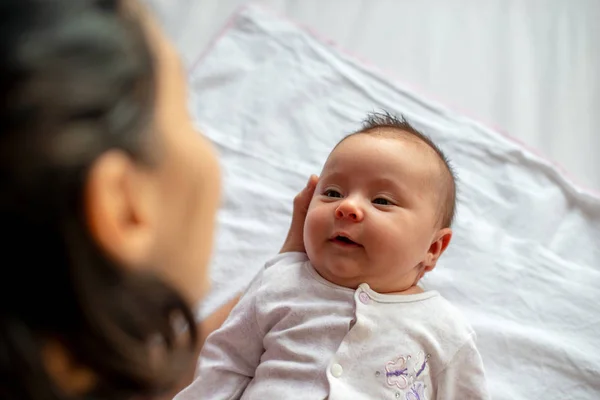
[
  {"xmin": 84, "ymin": 150, "xmax": 159, "ymax": 269},
  {"xmin": 423, "ymin": 228, "xmax": 453, "ymax": 273}
]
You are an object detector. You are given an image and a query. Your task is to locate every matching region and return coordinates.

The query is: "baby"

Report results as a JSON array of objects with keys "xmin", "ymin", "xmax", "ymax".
[{"xmin": 177, "ymin": 112, "xmax": 490, "ymax": 400}]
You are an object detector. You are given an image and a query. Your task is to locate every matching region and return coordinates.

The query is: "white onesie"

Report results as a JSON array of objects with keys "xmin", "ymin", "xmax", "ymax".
[{"xmin": 176, "ymin": 252, "xmax": 490, "ymax": 400}]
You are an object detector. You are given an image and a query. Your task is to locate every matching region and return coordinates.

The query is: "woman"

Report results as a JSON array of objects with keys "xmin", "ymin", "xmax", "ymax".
[{"xmin": 0, "ymin": 0, "xmax": 316, "ymax": 399}]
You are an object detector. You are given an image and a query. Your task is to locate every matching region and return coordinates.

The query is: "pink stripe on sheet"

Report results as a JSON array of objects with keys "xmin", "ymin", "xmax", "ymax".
[
  {"xmin": 188, "ymin": 2, "xmax": 600, "ymax": 199},
  {"xmin": 187, "ymin": 4, "xmax": 251, "ymax": 75}
]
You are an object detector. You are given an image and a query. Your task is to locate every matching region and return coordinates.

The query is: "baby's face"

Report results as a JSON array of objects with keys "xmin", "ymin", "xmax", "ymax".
[{"xmin": 304, "ymin": 133, "xmax": 443, "ymax": 293}]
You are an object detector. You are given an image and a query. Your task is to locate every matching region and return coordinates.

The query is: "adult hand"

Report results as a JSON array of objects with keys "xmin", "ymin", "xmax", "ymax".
[{"xmin": 280, "ymin": 175, "xmax": 319, "ymax": 254}]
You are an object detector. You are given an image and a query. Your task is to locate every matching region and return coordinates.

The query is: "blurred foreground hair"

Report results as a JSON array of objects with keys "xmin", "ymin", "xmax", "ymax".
[{"xmin": 0, "ymin": 1, "xmax": 197, "ymax": 399}]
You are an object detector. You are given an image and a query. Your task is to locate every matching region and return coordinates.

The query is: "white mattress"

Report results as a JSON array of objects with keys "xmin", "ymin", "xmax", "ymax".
[{"xmin": 180, "ymin": 5, "xmax": 600, "ymax": 400}]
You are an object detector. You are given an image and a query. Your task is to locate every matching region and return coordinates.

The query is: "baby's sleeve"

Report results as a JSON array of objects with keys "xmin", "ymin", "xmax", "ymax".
[
  {"xmin": 433, "ymin": 333, "xmax": 491, "ymax": 400},
  {"xmin": 175, "ymin": 271, "xmax": 266, "ymax": 400}
]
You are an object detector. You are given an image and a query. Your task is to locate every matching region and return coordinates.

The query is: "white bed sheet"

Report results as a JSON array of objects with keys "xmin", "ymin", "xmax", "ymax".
[
  {"xmin": 181, "ymin": 5, "xmax": 600, "ymax": 399},
  {"xmin": 145, "ymin": 0, "xmax": 600, "ymax": 192}
]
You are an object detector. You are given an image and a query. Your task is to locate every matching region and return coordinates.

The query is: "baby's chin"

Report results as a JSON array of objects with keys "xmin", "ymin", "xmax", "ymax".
[
  {"xmin": 309, "ymin": 256, "xmax": 421, "ymax": 294},
  {"xmin": 309, "ymin": 257, "xmax": 364, "ymax": 290}
]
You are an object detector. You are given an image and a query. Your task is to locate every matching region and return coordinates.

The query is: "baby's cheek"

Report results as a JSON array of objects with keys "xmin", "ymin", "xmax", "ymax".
[
  {"xmin": 303, "ymin": 210, "xmax": 317, "ymax": 247},
  {"xmin": 370, "ymin": 224, "xmax": 405, "ymax": 255},
  {"xmin": 303, "ymin": 208, "xmax": 325, "ymax": 256}
]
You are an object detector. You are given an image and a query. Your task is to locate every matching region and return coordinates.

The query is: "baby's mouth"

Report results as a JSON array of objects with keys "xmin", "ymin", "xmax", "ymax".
[{"xmin": 330, "ymin": 235, "xmax": 362, "ymax": 247}]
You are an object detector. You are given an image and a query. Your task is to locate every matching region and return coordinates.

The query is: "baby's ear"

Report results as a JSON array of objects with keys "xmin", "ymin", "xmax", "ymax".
[{"xmin": 423, "ymin": 228, "xmax": 453, "ymax": 272}]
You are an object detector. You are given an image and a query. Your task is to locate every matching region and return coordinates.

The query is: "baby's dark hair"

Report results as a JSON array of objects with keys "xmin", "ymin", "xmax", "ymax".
[{"xmin": 348, "ymin": 111, "xmax": 457, "ymax": 228}]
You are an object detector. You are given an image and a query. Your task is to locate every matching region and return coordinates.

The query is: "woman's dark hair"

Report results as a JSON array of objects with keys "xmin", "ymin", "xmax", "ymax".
[{"xmin": 0, "ymin": 1, "xmax": 198, "ymax": 399}]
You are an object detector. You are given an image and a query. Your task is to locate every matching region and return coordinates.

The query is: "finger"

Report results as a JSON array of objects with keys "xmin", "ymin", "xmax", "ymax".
[
  {"xmin": 303, "ymin": 175, "xmax": 318, "ymax": 209},
  {"xmin": 301, "ymin": 174, "xmax": 318, "ymax": 200},
  {"xmin": 307, "ymin": 174, "xmax": 318, "ymax": 192},
  {"xmin": 294, "ymin": 175, "xmax": 318, "ymax": 212}
]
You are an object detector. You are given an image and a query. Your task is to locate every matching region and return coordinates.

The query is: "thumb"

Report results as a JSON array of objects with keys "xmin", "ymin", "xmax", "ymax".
[
  {"xmin": 280, "ymin": 175, "xmax": 318, "ymax": 254},
  {"xmin": 294, "ymin": 174, "xmax": 318, "ymax": 214}
]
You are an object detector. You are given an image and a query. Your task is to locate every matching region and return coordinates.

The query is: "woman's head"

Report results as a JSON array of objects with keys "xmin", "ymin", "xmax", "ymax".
[{"xmin": 0, "ymin": 0, "xmax": 220, "ymax": 398}]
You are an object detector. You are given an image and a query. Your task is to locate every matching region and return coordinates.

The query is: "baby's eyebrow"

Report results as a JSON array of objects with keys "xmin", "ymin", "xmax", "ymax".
[
  {"xmin": 366, "ymin": 177, "xmax": 412, "ymax": 196},
  {"xmin": 370, "ymin": 177, "xmax": 402, "ymax": 189}
]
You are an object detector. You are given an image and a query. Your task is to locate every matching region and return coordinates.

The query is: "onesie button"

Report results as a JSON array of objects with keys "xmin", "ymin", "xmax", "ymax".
[
  {"xmin": 331, "ymin": 363, "xmax": 343, "ymax": 378},
  {"xmin": 359, "ymin": 291, "xmax": 370, "ymax": 304}
]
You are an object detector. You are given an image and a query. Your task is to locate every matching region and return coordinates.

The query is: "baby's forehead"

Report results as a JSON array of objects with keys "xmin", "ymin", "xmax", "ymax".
[
  {"xmin": 338, "ymin": 128, "xmax": 436, "ymax": 152},
  {"xmin": 338, "ymin": 131, "xmax": 446, "ymax": 188},
  {"xmin": 331, "ymin": 130, "xmax": 444, "ymax": 175}
]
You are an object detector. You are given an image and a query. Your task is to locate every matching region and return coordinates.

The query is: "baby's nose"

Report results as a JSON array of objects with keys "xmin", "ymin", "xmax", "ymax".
[{"xmin": 335, "ymin": 200, "xmax": 364, "ymax": 222}]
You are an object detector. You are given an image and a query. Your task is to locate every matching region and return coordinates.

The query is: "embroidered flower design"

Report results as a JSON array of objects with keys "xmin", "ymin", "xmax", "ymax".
[
  {"xmin": 406, "ymin": 381, "xmax": 426, "ymax": 400},
  {"xmin": 385, "ymin": 351, "xmax": 431, "ymax": 398},
  {"xmin": 413, "ymin": 352, "xmax": 431, "ymax": 378},
  {"xmin": 385, "ymin": 355, "xmax": 411, "ymax": 389}
]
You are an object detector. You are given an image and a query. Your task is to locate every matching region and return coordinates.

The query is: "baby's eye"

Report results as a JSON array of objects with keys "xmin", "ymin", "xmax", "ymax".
[
  {"xmin": 373, "ymin": 197, "xmax": 392, "ymax": 205},
  {"xmin": 324, "ymin": 189, "xmax": 342, "ymax": 198}
]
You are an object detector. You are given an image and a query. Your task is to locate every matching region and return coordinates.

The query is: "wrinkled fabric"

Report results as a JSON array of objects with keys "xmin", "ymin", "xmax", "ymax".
[
  {"xmin": 188, "ymin": 5, "xmax": 600, "ymax": 399},
  {"xmin": 178, "ymin": 253, "xmax": 489, "ymax": 400}
]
